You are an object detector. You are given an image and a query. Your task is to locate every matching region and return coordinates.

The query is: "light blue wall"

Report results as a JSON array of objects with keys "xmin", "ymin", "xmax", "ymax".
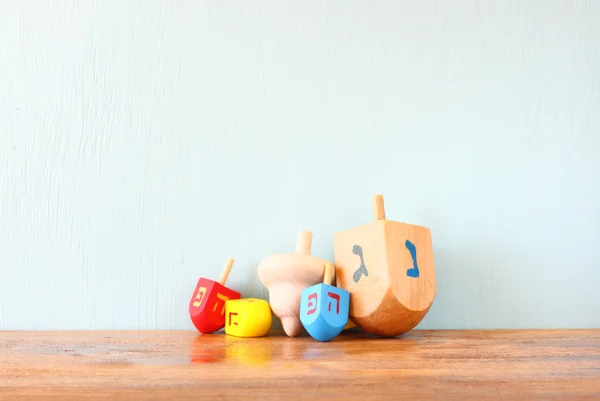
[{"xmin": 1, "ymin": 1, "xmax": 599, "ymax": 330}]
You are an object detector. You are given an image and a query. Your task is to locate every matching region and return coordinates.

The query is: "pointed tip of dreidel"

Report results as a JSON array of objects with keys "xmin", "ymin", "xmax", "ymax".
[{"xmin": 299, "ymin": 263, "xmax": 350, "ymax": 342}]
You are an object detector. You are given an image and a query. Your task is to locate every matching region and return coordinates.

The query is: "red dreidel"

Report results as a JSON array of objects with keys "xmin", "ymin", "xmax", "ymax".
[{"xmin": 189, "ymin": 257, "xmax": 241, "ymax": 333}]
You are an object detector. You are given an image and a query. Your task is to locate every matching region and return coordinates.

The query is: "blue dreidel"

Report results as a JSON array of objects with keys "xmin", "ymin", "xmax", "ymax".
[{"xmin": 300, "ymin": 263, "xmax": 350, "ymax": 342}]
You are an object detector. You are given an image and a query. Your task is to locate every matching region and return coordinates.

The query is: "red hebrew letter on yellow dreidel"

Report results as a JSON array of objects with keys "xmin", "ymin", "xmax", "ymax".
[
  {"xmin": 189, "ymin": 258, "xmax": 241, "ymax": 333},
  {"xmin": 333, "ymin": 194, "xmax": 436, "ymax": 337},
  {"xmin": 225, "ymin": 298, "xmax": 272, "ymax": 337}
]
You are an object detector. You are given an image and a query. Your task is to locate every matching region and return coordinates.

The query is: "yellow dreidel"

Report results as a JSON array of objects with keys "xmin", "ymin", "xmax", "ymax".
[{"xmin": 224, "ymin": 298, "xmax": 272, "ymax": 337}]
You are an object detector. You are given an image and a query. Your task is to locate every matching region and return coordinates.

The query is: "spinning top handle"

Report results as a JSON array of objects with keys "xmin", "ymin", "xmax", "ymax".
[
  {"xmin": 324, "ymin": 263, "xmax": 334, "ymax": 286},
  {"xmin": 372, "ymin": 194, "xmax": 386, "ymax": 220},
  {"xmin": 295, "ymin": 230, "xmax": 312, "ymax": 255},
  {"xmin": 219, "ymin": 258, "xmax": 235, "ymax": 285}
]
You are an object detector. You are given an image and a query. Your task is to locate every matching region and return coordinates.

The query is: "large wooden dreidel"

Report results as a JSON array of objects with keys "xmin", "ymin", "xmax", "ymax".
[
  {"xmin": 189, "ymin": 258, "xmax": 241, "ymax": 333},
  {"xmin": 333, "ymin": 194, "xmax": 436, "ymax": 337},
  {"xmin": 300, "ymin": 263, "xmax": 349, "ymax": 342},
  {"xmin": 257, "ymin": 230, "xmax": 334, "ymax": 337}
]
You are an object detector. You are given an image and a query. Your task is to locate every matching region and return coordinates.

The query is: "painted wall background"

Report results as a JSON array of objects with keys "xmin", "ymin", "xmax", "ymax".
[{"xmin": 1, "ymin": 1, "xmax": 599, "ymax": 331}]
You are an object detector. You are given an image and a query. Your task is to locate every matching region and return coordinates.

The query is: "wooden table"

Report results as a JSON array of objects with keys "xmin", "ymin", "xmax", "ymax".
[{"xmin": 1, "ymin": 330, "xmax": 599, "ymax": 400}]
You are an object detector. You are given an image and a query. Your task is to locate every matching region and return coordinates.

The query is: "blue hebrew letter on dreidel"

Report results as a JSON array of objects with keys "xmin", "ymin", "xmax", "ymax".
[
  {"xmin": 405, "ymin": 239, "xmax": 420, "ymax": 278},
  {"xmin": 300, "ymin": 284, "xmax": 349, "ymax": 342}
]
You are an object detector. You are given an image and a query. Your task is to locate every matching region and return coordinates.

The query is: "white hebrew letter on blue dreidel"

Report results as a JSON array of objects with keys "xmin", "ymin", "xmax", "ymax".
[{"xmin": 300, "ymin": 283, "xmax": 349, "ymax": 342}]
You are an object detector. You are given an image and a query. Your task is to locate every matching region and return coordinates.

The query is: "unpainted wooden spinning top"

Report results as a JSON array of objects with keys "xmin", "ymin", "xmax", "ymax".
[{"xmin": 257, "ymin": 230, "xmax": 334, "ymax": 337}]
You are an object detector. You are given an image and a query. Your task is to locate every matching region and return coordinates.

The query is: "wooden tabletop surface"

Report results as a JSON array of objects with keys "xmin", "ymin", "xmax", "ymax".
[{"xmin": 1, "ymin": 329, "xmax": 599, "ymax": 400}]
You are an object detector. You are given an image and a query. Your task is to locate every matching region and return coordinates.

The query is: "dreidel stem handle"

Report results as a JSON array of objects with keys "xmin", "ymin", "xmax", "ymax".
[
  {"xmin": 324, "ymin": 263, "xmax": 333, "ymax": 286},
  {"xmin": 219, "ymin": 258, "xmax": 235, "ymax": 285},
  {"xmin": 372, "ymin": 194, "xmax": 386, "ymax": 220},
  {"xmin": 295, "ymin": 230, "xmax": 312, "ymax": 255}
]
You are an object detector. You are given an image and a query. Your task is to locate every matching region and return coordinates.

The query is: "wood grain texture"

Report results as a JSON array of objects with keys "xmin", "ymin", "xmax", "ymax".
[{"xmin": 1, "ymin": 330, "xmax": 599, "ymax": 400}]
